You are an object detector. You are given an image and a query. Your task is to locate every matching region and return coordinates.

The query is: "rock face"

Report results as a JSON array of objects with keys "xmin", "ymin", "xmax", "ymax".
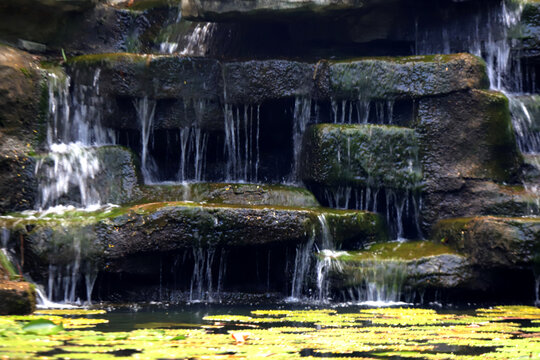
[
  {"xmin": 417, "ymin": 90, "xmax": 524, "ymax": 229},
  {"xmin": 5, "ymin": 203, "xmax": 385, "ymax": 270},
  {"xmin": 300, "ymin": 124, "xmax": 421, "ymax": 190},
  {"xmin": 433, "ymin": 216, "xmax": 540, "ymax": 269},
  {"xmin": 0, "ymin": 45, "xmax": 42, "ymax": 214}
]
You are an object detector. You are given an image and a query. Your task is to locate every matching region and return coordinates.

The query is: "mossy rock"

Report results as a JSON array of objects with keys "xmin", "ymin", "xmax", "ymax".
[
  {"xmin": 0, "ymin": 280, "xmax": 36, "ymax": 315},
  {"xmin": 517, "ymin": 1, "xmax": 540, "ymax": 62},
  {"xmin": 137, "ymin": 183, "xmax": 320, "ymax": 207},
  {"xmin": 417, "ymin": 89, "xmax": 523, "ymax": 230},
  {"xmin": 326, "ymin": 241, "xmax": 472, "ymax": 291},
  {"xmin": 300, "ymin": 123, "xmax": 422, "ymax": 190},
  {"xmin": 327, "ymin": 53, "xmax": 489, "ymax": 100},
  {"xmin": 2, "ymin": 202, "xmax": 386, "ymax": 274},
  {"xmin": 433, "ymin": 216, "xmax": 540, "ymax": 269}
]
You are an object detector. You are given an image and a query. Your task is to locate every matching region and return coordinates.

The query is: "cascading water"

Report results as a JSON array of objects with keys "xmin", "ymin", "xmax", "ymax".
[
  {"xmin": 290, "ymin": 97, "xmax": 312, "ymax": 183},
  {"xmin": 134, "ymin": 97, "xmax": 158, "ymax": 183},
  {"xmin": 223, "ymin": 104, "xmax": 261, "ymax": 182}
]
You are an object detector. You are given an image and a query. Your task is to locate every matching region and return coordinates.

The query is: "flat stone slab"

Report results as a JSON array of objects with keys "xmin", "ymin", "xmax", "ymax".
[
  {"xmin": 300, "ymin": 124, "xmax": 422, "ymax": 190},
  {"xmin": 67, "ymin": 53, "xmax": 488, "ymax": 112},
  {"xmin": 433, "ymin": 216, "xmax": 540, "ymax": 269},
  {"xmin": 328, "ymin": 241, "xmax": 472, "ymax": 290},
  {"xmin": 181, "ymin": 0, "xmax": 389, "ymax": 21},
  {"xmin": 137, "ymin": 183, "xmax": 321, "ymax": 208},
  {"xmin": 1, "ymin": 202, "xmax": 386, "ymax": 265}
]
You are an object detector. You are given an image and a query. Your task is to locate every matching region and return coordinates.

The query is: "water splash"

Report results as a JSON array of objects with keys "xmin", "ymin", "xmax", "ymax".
[{"xmin": 35, "ymin": 143, "xmax": 101, "ymax": 209}]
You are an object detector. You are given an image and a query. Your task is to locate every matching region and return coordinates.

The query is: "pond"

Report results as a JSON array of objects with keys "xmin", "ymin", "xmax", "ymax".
[{"xmin": 0, "ymin": 303, "xmax": 539, "ymax": 359}]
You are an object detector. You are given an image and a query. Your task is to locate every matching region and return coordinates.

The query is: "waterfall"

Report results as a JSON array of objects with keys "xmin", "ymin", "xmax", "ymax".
[
  {"xmin": 35, "ymin": 143, "xmax": 101, "ymax": 209},
  {"xmin": 134, "ymin": 97, "xmax": 158, "ymax": 183},
  {"xmin": 323, "ymin": 187, "xmax": 422, "ymax": 240},
  {"xmin": 161, "ymin": 22, "xmax": 217, "ymax": 56},
  {"xmin": 330, "ymin": 99, "xmax": 394, "ymax": 124},
  {"xmin": 177, "ymin": 127, "xmax": 209, "ymax": 182},
  {"xmin": 342, "ymin": 260, "xmax": 408, "ymax": 305},
  {"xmin": 224, "ymin": 104, "xmax": 260, "ymax": 182},
  {"xmin": 290, "ymin": 97, "xmax": 311, "ymax": 183}
]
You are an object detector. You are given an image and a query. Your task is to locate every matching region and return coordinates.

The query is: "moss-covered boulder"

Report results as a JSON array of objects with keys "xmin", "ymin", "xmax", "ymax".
[
  {"xmin": 2, "ymin": 203, "xmax": 385, "ymax": 272},
  {"xmin": 327, "ymin": 53, "xmax": 489, "ymax": 100},
  {"xmin": 137, "ymin": 183, "xmax": 320, "ymax": 207},
  {"xmin": 418, "ymin": 90, "xmax": 523, "ymax": 229},
  {"xmin": 433, "ymin": 216, "xmax": 540, "ymax": 269},
  {"xmin": 0, "ymin": 281, "xmax": 36, "ymax": 315},
  {"xmin": 517, "ymin": 1, "xmax": 540, "ymax": 63},
  {"xmin": 0, "ymin": 45, "xmax": 42, "ymax": 139},
  {"xmin": 300, "ymin": 124, "xmax": 421, "ymax": 190},
  {"xmin": 328, "ymin": 241, "xmax": 472, "ymax": 292}
]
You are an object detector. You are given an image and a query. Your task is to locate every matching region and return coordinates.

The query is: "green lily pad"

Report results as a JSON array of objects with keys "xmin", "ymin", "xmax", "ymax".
[{"xmin": 22, "ymin": 319, "xmax": 64, "ymax": 335}]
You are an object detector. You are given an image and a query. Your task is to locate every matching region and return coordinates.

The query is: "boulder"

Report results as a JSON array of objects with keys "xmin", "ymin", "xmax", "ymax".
[
  {"xmin": 0, "ymin": 136, "xmax": 37, "ymax": 214},
  {"xmin": 421, "ymin": 180, "xmax": 539, "ymax": 231},
  {"xmin": 222, "ymin": 60, "xmax": 314, "ymax": 104},
  {"xmin": 517, "ymin": 1, "xmax": 540, "ymax": 63},
  {"xmin": 326, "ymin": 53, "xmax": 489, "ymax": 100},
  {"xmin": 300, "ymin": 124, "xmax": 421, "ymax": 190},
  {"xmin": 0, "ymin": 281, "xmax": 36, "ymax": 315},
  {"xmin": 433, "ymin": 216, "xmax": 540, "ymax": 269},
  {"xmin": 328, "ymin": 241, "xmax": 473, "ymax": 291},
  {"xmin": 417, "ymin": 89, "xmax": 523, "ymax": 229}
]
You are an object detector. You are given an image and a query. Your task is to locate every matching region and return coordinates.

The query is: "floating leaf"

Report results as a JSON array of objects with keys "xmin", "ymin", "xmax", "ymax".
[{"xmin": 22, "ymin": 319, "xmax": 63, "ymax": 335}]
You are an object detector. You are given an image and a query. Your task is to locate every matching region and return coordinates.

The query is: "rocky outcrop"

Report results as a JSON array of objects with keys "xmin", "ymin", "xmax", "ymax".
[
  {"xmin": 328, "ymin": 241, "xmax": 473, "ymax": 292},
  {"xmin": 433, "ymin": 216, "xmax": 540, "ymax": 269},
  {"xmin": 417, "ymin": 90, "xmax": 524, "ymax": 230},
  {"xmin": 0, "ymin": 281, "xmax": 36, "ymax": 315},
  {"xmin": 300, "ymin": 124, "xmax": 421, "ymax": 190},
  {"xmin": 327, "ymin": 54, "xmax": 489, "ymax": 100},
  {"xmin": 137, "ymin": 183, "xmax": 321, "ymax": 207},
  {"xmin": 2, "ymin": 203, "xmax": 385, "ymax": 272}
]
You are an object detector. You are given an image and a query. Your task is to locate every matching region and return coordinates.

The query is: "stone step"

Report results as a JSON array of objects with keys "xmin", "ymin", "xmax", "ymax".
[
  {"xmin": 0, "ymin": 202, "xmax": 387, "ymax": 272},
  {"xmin": 300, "ymin": 123, "xmax": 422, "ymax": 190},
  {"xmin": 326, "ymin": 240, "xmax": 472, "ymax": 292},
  {"xmin": 66, "ymin": 53, "xmax": 488, "ymax": 131},
  {"xmin": 433, "ymin": 216, "xmax": 540, "ymax": 269}
]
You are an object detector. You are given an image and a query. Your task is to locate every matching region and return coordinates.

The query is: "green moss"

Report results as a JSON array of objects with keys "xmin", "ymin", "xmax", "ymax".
[
  {"xmin": 129, "ymin": 0, "xmax": 181, "ymax": 11},
  {"xmin": 301, "ymin": 123, "xmax": 422, "ymax": 189},
  {"xmin": 337, "ymin": 240, "xmax": 460, "ymax": 262},
  {"xmin": 66, "ymin": 53, "xmax": 151, "ymax": 67},
  {"xmin": 0, "ymin": 251, "xmax": 19, "ymax": 280}
]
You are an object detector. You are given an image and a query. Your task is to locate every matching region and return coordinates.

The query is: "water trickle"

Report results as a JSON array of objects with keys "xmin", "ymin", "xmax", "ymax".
[
  {"xmin": 343, "ymin": 260, "xmax": 408, "ymax": 304},
  {"xmin": 1, "ymin": 227, "xmax": 9, "ymax": 249},
  {"xmin": 290, "ymin": 97, "xmax": 312, "ymax": 182},
  {"xmin": 134, "ymin": 97, "xmax": 158, "ymax": 183},
  {"xmin": 224, "ymin": 104, "xmax": 260, "ymax": 182},
  {"xmin": 177, "ymin": 127, "xmax": 209, "ymax": 182},
  {"xmin": 180, "ymin": 23, "xmax": 217, "ymax": 56},
  {"xmin": 189, "ymin": 247, "xmax": 223, "ymax": 302}
]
